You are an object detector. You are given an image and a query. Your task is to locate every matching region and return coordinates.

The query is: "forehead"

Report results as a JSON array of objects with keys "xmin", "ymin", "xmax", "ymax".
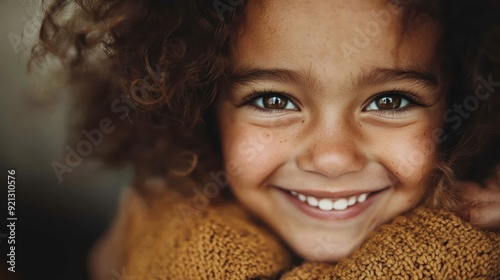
[{"xmin": 232, "ymin": 0, "xmax": 442, "ymax": 80}]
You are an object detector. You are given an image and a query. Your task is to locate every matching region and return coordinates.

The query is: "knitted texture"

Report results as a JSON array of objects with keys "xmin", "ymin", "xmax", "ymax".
[
  {"xmin": 115, "ymin": 188, "xmax": 292, "ymax": 279},
  {"xmin": 284, "ymin": 208, "xmax": 500, "ymax": 279},
  {"xmin": 92, "ymin": 187, "xmax": 500, "ymax": 280}
]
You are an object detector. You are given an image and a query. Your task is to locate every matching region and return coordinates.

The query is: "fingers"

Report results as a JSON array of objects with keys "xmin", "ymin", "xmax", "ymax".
[
  {"xmin": 484, "ymin": 165, "xmax": 500, "ymax": 190},
  {"xmin": 461, "ymin": 182, "xmax": 500, "ymax": 229}
]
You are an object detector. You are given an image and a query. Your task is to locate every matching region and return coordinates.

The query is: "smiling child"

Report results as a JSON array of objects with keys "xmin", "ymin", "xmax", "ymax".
[
  {"xmin": 32, "ymin": 0, "xmax": 500, "ymax": 278},
  {"xmin": 216, "ymin": 0, "xmax": 448, "ymax": 261}
]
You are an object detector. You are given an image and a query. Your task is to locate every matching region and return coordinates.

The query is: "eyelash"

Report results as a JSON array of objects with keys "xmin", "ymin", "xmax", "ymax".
[
  {"xmin": 364, "ymin": 89, "xmax": 429, "ymax": 116},
  {"xmin": 240, "ymin": 90, "xmax": 299, "ymax": 114},
  {"xmin": 240, "ymin": 89, "xmax": 429, "ymax": 115}
]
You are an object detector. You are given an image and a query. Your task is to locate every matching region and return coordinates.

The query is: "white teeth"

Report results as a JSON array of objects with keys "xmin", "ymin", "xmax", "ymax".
[
  {"xmin": 318, "ymin": 199, "xmax": 333, "ymax": 211},
  {"xmin": 306, "ymin": 196, "xmax": 319, "ymax": 207},
  {"xmin": 347, "ymin": 196, "xmax": 357, "ymax": 206},
  {"xmin": 289, "ymin": 190, "xmax": 370, "ymax": 211},
  {"xmin": 333, "ymin": 198, "xmax": 348, "ymax": 210}
]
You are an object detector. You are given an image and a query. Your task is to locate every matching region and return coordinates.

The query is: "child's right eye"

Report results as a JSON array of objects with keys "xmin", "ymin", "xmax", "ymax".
[{"xmin": 243, "ymin": 91, "xmax": 299, "ymax": 112}]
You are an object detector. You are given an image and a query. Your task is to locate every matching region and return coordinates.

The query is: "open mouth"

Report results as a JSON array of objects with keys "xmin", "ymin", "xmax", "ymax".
[
  {"xmin": 289, "ymin": 190, "xmax": 371, "ymax": 211},
  {"xmin": 277, "ymin": 187, "xmax": 389, "ymax": 220}
]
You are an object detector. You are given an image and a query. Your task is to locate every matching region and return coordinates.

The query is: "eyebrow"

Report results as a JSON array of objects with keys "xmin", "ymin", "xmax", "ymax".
[
  {"xmin": 355, "ymin": 67, "xmax": 439, "ymax": 90},
  {"xmin": 229, "ymin": 66, "xmax": 439, "ymax": 91},
  {"xmin": 229, "ymin": 67, "xmax": 319, "ymax": 90}
]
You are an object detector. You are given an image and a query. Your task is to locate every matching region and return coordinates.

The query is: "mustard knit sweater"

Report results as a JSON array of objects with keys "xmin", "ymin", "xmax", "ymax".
[{"xmin": 91, "ymin": 185, "xmax": 500, "ymax": 280}]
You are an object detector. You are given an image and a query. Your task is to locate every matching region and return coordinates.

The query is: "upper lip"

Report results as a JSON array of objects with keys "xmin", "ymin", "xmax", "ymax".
[{"xmin": 278, "ymin": 186, "xmax": 389, "ymax": 199}]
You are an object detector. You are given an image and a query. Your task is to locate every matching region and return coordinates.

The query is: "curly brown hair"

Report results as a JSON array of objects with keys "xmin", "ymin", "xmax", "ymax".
[{"xmin": 30, "ymin": 0, "xmax": 500, "ymax": 214}]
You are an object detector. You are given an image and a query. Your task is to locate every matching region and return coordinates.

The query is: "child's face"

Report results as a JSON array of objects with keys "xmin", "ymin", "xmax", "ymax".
[{"xmin": 216, "ymin": 0, "xmax": 446, "ymax": 261}]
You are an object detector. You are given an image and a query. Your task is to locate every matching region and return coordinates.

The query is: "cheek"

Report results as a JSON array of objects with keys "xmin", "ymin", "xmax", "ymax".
[
  {"xmin": 374, "ymin": 124, "xmax": 439, "ymax": 187},
  {"xmin": 371, "ymin": 93, "xmax": 446, "ymax": 185},
  {"xmin": 220, "ymin": 122, "xmax": 288, "ymax": 187}
]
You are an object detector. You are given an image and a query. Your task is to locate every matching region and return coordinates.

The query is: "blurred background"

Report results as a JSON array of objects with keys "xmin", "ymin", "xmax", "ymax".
[{"xmin": 0, "ymin": 1, "xmax": 131, "ymax": 279}]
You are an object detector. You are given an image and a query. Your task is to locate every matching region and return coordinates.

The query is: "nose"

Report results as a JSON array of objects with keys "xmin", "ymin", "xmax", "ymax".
[{"xmin": 295, "ymin": 120, "xmax": 366, "ymax": 178}]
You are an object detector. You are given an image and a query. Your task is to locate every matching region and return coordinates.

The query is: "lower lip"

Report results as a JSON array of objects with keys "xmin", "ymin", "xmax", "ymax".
[{"xmin": 280, "ymin": 188, "xmax": 386, "ymax": 221}]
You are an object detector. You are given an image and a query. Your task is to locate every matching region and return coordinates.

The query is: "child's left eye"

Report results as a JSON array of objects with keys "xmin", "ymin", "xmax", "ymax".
[{"xmin": 365, "ymin": 93, "xmax": 412, "ymax": 111}]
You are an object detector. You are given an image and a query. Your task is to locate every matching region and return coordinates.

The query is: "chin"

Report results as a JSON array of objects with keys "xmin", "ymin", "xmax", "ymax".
[
  {"xmin": 296, "ymin": 244, "xmax": 359, "ymax": 263},
  {"xmin": 285, "ymin": 231, "xmax": 363, "ymax": 263}
]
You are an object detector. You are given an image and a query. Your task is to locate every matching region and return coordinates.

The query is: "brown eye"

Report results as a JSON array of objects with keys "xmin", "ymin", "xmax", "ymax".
[
  {"xmin": 264, "ymin": 96, "xmax": 287, "ymax": 109},
  {"xmin": 376, "ymin": 96, "xmax": 401, "ymax": 109},
  {"xmin": 365, "ymin": 94, "xmax": 410, "ymax": 111},
  {"xmin": 252, "ymin": 93, "xmax": 298, "ymax": 111}
]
